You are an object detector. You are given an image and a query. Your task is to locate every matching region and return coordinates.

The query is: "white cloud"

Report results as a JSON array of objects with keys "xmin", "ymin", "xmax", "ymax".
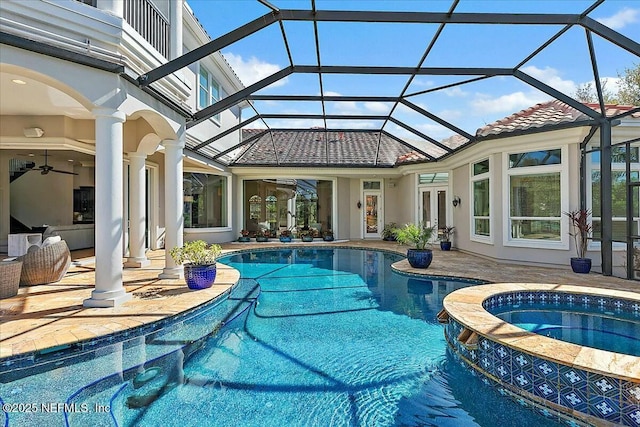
[
  {"xmin": 520, "ymin": 65, "xmax": 576, "ymax": 94},
  {"xmin": 411, "ymin": 78, "xmax": 435, "ymax": 88},
  {"xmin": 443, "ymin": 87, "xmax": 469, "ymax": 97},
  {"xmin": 471, "ymin": 91, "xmax": 550, "ymax": 114},
  {"xmin": 222, "ymin": 52, "xmax": 288, "ymax": 87},
  {"xmin": 597, "ymin": 7, "xmax": 639, "ymax": 30},
  {"xmin": 364, "ymin": 102, "xmax": 391, "ymax": 113}
]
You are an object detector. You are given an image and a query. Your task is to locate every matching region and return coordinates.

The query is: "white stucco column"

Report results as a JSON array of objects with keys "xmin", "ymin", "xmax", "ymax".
[
  {"xmin": 0, "ymin": 155, "xmax": 10, "ymax": 252},
  {"xmin": 96, "ymin": 0, "xmax": 124, "ymax": 18},
  {"xmin": 84, "ymin": 108, "xmax": 131, "ymax": 308},
  {"xmin": 170, "ymin": 0, "xmax": 183, "ymax": 60},
  {"xmin": 124, "ymin": 152, "xmax": 150, "ymax": 268},
  {"xmin": 159, "ymin": 135, "xmax": 185, "ymax": 279}
]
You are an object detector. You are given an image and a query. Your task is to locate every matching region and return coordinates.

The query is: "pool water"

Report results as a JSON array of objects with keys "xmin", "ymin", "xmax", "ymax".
[
  {"xmin": 491, "ymin": 304, "xmax": 640, "ymax": 357},
  {"xmin": 1, "ymin": 249, "xmax": 562, "ymax": 426}
]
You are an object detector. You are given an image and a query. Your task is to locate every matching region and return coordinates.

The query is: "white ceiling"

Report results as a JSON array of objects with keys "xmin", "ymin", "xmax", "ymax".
[{"xmin": 0, "ymin": 71, "xmax": 93, "ymax": 119}]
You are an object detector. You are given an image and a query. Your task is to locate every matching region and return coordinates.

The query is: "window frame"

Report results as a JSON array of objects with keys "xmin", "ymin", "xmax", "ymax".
[
  {"xmin": 586, "ymin": 143, "xmax": 640, "ymax": 250},
  {"xmin": 183, "ymin": 170, "xmax": 232, "ymax": 232},
  {"xmin": 469, "ymin": 157, "xmax": 493, "ymax": 244},
  {"xmin": 198, "ymin": 65, "xmax": 221, "ymax": 124},
  {"xmin": 502, "ymin": 146, "xmax": 569, "ymax": 250}
]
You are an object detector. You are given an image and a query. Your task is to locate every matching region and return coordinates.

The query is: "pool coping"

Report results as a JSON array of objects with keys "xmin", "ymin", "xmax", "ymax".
[{"xmin": 442, "ymin": 282, "xmax": 640, "ymax": 382}]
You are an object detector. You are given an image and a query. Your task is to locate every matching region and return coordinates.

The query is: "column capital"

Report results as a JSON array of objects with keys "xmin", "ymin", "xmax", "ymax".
[
  {"xmin": 162, "ymin": 139, "xmax": 186, "ymax": 150},
  {"xmin": 93, "ymin": 108, "xmax": 126, "ymax": 122},
  {"xmin": 128, "ymin": 151, "xmax": 148, "ymax": 160}
]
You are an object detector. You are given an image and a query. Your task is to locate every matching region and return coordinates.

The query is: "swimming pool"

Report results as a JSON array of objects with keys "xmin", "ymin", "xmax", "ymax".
[
  {"xmin": 490, "ymin": 304, "xmax": 640, "ymax": 356},
  {"xmin": 1, "ymin": 248, "xmax": 563, "ymax": 426}
]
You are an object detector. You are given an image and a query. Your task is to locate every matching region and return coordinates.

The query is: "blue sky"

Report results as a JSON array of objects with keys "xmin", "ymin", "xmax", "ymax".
[{"xmin": 187, "ymin": 0, "xmax": 639, "ymax": 145}]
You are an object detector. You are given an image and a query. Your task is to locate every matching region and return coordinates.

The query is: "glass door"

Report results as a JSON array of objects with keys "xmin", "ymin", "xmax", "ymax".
[
  {"xmin": 363, "ymin": 190, "xmax": 382, "ymax": 238},
  {"xmin": 419, "ymin": 187, "xmax": 447, "ymax": 241}
]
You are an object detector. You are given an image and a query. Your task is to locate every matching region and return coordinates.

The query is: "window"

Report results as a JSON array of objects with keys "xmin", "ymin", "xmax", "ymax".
[
  {"xmin": 509, "ymin": 149, "xmax": 561, "ymax": 168},
  {"xmin": 589, "ymin": 145, "xmax": 640, "ymax": 242},
  {"xmin": 243, "ymin": 179, "xmax": 334, "ymax": 236},
  {"xmin": 199, "ymin": 67, "xmax": 221, "ymax": 122},
  {"xmin": 363, "ymin": 181, "xmax": 381, "ymax": 190},
  {"xmin": 183, "ymin": 173, "xmax": 227, "ymax": 228},
  {"xmin": 471, "ymin": 159, "xmax": 490, "ymax": 239},
  {"xmin": 506, "ymin": 148, "xmax": 565, "ymax": 245},
  {"xmin": 419, "ymin": 173, "xmax": 448, "ymax": 184}
]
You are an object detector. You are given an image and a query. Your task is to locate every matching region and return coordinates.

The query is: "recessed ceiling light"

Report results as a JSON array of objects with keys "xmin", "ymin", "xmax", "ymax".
[
  {"xmin": 68, "ymin": 159, "xmax": 74, "ymax": 162},
  {"xmin": 12, "ymin": 79, "xmax": 27, "ymax": 85},
  {"xmin": 28, "ymin": 153, "xmax": 35, "ymax": 157}
]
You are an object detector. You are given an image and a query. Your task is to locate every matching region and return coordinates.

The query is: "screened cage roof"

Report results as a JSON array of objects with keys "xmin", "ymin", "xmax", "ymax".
[{"xmin": 139, "ymin": 0, "xmax": 640, "ymax": 167}]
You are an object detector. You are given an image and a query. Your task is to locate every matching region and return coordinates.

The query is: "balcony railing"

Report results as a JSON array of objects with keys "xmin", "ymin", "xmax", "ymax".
[{"xmin": 124, "ymin": 0, "xmax": 170, "ymax": 58}]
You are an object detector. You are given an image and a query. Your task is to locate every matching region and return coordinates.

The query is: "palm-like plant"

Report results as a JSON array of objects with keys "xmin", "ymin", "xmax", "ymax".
[
  {"xmin": 564, "ymin": 209, "xmax": 592, "ymax": 259},
  {"xmin": 394, "ymin": 223, "xmax": 436, "ymax": 250}
]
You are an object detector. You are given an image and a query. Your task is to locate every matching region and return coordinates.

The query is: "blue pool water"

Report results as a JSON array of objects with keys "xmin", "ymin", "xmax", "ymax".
[
  {"xmin": 491, "ymin": 304, "xmax": 640, "ymax": 357},
  {"xmin": 0, "ymin": 249, "xmax": 563, "ymax": 426}
]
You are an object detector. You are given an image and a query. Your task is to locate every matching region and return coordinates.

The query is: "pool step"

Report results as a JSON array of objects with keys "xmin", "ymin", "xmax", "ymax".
[
  {"xmin": 457, "ymin": 327, "xmax": 479, "ymax": 350},
  {"xmin": 436, "ymin": 308, "xmax": 449, "ymax": 324}
]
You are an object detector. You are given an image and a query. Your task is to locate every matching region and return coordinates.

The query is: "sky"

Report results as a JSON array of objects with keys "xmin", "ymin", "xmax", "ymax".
[{"xmin": 187, "ymin": 0, "xmax": 640, "ymax": 145}]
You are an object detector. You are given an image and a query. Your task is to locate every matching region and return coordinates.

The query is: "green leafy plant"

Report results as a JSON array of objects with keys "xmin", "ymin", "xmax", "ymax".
[
  {"xmin": 170, "ymin": 240, "xmax": 221, "ymax": 266},
  {"xmin": 564, "ymin": 209, "xmax": 592, "ymax": 259},
  {"xmin": 382, "ymin": 222, "xmax": 398, "ymax": 240},
  {"xmin": 393, "ymin": 223, "xmax": 436, "ymax": 250},
  {"xmin": 440, "ymin": 226, "xmax": 455, "ymax": 242}
]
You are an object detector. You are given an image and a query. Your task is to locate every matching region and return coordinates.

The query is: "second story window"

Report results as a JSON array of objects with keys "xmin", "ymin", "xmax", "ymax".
[{"xmin": 199, "ymin": 67, "xmax": 220, "ymax": 122}]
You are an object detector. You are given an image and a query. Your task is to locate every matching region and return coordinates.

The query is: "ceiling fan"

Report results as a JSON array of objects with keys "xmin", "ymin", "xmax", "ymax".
[{"xmin": 28, "ymin": 150, "xmax": 78, "ymax": 176}]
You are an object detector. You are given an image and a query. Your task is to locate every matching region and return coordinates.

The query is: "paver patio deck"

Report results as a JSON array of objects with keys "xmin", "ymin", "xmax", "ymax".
[{"xmin": 0, "ymin": 241, "xmax": 637, "ymax": 360}]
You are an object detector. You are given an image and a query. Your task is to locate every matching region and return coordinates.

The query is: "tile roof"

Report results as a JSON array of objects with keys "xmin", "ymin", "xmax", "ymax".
[
  {"xmin": 476, "ymin": 100, "xmax": 640, "ymax": 137},
  {"xmin": 230, "ymin": 101, "xmax": 638, "ymax": 167},
  {"xmin": 233, "ymin": 130, "xmax": 418, "ymax": 167}
]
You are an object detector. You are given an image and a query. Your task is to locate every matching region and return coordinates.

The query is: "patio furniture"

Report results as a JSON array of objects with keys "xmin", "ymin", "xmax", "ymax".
[
  {"xmin": 18, "ymin": 240, "xmax": 71, "ymax": 286},
  {"xmin": 0, "ymin": 260, "xmax": 23, "ymax": 299},
  {"xmin": 8, "ymin": 233, "xmax": 42, "ymax": 256}
]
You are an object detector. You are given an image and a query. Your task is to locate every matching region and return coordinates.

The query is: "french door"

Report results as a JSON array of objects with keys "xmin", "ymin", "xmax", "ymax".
[{"xmin": 419, "ymin": 187, "xmax": 447, "ymax": 241}]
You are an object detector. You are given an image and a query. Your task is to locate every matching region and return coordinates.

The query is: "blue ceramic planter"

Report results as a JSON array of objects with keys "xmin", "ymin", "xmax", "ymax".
[
  {"xmin": 238, "ymin": 236, "xmax": 250, "ymax": 242},
  {"xmin": 184, "ymin": 264, "xmax": 217, "ymax": 289},
  {"xmin": 440, "ymin": 241, "xmax": 452, "ymax": 251},
  {"xmin": 407, "ymin": 249, "xmax": 433, "ymax": 269},
  {"xmin": 570, "ymin": 257, "xmax": 591, "ymax": 274},
  {"xmin": 280, "ymin": 236, "xmax": 292, "ymax": 243}
]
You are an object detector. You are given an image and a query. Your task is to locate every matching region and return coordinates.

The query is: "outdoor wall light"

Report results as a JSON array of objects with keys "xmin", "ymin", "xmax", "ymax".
[
  {"xmin": 452, "ymin": 196, "xmax": 461, "ymax": 207},
  {"xmin": 23, "ymin": 127, "xmax": 44, "ymax": 138},
  {"xmin": 357, "ymin": 201, "xmax": 362, "ymax": 209}
]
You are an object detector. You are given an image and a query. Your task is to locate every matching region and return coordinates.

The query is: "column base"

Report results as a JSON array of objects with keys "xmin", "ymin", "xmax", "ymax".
[
  {"xmin": 124, "ymin": 257, "xmax": 151, "ymax": 268},
  {"xmin": 159, "ymin": 266, "xmax": 184, "ymax": 280},
  {"xmin": 83, "ymin": 289, "xmax": 132, "ymax": 308}
]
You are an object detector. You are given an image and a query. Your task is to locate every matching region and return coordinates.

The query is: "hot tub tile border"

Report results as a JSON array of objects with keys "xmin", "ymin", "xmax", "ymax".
[{"xmin": 444, "ymin": 285, "xmax": 640, "ymax": 427}]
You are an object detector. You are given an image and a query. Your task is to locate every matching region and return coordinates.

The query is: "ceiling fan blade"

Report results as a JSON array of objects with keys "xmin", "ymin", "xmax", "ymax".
[{"xmin": 50, "ymin": 169, "xmax": 78, "ymax": 176}]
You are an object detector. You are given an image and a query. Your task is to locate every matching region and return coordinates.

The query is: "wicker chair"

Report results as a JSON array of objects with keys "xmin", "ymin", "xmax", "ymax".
[
  {"xmin": 0, "ymin": 260, "xmax": 23, "ymax": 298},
  {"xmin": 18, "ymin": 240, "xmax": 71, "ymax": 286}
]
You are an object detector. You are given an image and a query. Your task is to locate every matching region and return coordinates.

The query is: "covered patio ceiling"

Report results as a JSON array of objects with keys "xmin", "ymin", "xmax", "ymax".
[{"xmin": 139, "ymin": 0, "xmax": 640, "ymax": 167}]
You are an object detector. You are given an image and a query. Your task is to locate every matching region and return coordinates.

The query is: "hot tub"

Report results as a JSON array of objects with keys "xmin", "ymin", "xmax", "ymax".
[{"xmin": 440, "ymin": 283, "xmax": 640, "ymax": 426}]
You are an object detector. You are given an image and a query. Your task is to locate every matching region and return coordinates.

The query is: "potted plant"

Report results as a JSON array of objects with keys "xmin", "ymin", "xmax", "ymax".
[
  {"xmin": 238, "ymin": 229, "xmax": 251, "ymax": 242},
  {"xmin": 564, "ymin": 209, "xmax": 592, "ymax": 274},
  {"xmin": 279, "ymin": 229, "xmax": 292, "ymax": 243},
  {"xmin": 382, "ymin": 222, "xmax": 398, "ymax": 241},
  {"xmin": 439, "ymin": 226, "xmax": 455, "ymax": 251},
  {"xmin": 255, "ymin": 229, "xmax": 269, "ymax": 242},
  {"xmin": 323, "ymin": 230, "xmax": 334, "ymax": 242},
  {"xmin": 170, "ymin": 240, "xmax": 222, "ymax": 289},
  {"xmin": 299, "ymin": 229, "xmax": 314, "ymax": 242},
  {"xmin": 394, "ymin": 223, "xmax": 436, "ymax": 269}
]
